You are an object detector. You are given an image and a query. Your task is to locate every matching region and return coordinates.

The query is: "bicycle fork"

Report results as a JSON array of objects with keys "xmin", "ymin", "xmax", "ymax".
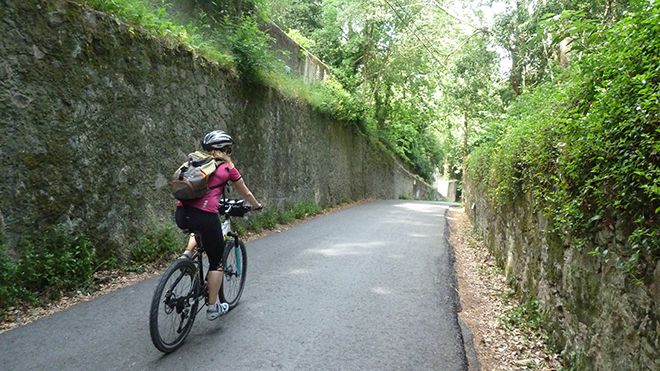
[{"xmin": 226, "ymin": 232, "xmax": 242, "ymax": 276}]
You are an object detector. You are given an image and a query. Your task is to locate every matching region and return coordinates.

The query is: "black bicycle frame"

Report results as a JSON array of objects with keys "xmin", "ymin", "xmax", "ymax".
[{"xmin": 192, "ymin": 234, "xmax": 208, "ymax": 313}]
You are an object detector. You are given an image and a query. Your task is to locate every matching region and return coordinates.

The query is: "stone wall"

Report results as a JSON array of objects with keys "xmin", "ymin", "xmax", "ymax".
[
  {"xmin": 144, "ymin": 0, "xmax": 331, "ymax": 83},
  {"xmin": 0, "ymin": 0, "xmax": 439, "ymax": 261},
  {"xmin": 261, "ymin": 22, "xmax": 330, "ymax": 83},
  {"xmin": 435, "ymin": 180, "xmax": 457, "ymax": 202},
  {"xmin": 463, "ymin": 175, "xmax": 660, "ymax": 370}
]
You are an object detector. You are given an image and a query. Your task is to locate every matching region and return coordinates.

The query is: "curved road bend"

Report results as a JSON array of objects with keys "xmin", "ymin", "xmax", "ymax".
[{"xmin": 0, "ymin": 200, "xmax": 470, "ymax": 371}]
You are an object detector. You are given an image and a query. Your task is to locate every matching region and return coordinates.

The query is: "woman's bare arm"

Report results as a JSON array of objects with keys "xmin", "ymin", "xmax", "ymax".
[{"xmin": 232, "ymin": 178, "xmax": 262, "ymax": 210}]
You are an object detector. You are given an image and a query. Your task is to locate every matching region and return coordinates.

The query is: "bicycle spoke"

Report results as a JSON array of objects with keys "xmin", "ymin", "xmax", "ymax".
[
  {"xmin": 220, "ymin": 240, "xmax": 247, "ymax": 309},
  {"xmin": 149, "ymin": 260, "xmax": 199, "ymax": 353}
]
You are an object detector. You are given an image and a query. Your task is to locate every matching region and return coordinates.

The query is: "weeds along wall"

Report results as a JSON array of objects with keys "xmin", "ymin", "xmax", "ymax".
[
  {"xmin": 0, "ymin": 0, "xmax": 439, "ymax": 262},
  {"xmin": 463, "ymin": 174, "xmax": 660, "ymax": 370}
]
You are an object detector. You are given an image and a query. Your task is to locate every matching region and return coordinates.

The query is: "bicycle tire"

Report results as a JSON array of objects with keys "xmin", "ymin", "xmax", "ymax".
[
  {"xmin": 220, "ymin": 239, "xmax": 247, "ymax": 309},
  {"xmin": 149, "ymin": 258, "xmax": 199, "ymax": 353}
]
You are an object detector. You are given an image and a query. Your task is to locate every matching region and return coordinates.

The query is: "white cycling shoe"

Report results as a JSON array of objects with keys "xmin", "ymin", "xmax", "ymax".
[{"xmin": 206, "ymin": 301, "xmax": 229, "ymax": 320}]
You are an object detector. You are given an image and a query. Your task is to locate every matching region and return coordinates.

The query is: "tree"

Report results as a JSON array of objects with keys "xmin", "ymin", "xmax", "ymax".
[
  {"xmin": 268, "ymin": 0, "xmax": 323, "ymax": 36},
  {"xmin": 444, "ymin": 34, "xmax": 500, "ymax": 158},
  {"xmin": 492, "ymin": 0, "xmax": 629, "ymax": 97},
  {"xmin": 267, "ymin": 0, "xmax": 503, "ymax": 181}
]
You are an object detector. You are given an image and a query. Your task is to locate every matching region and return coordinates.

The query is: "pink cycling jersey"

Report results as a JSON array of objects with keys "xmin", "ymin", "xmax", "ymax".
[{"xmin": 177, "ymin": 162, "xmax": 242, "ymax": 213}]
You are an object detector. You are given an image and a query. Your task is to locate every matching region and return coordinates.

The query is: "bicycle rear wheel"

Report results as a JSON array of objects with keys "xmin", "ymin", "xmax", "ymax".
[
  {"xmin": 149, "ymin": 258, "xmax": 199, "ymax": 353},
  {"xmin": 220, "ymin": 239, "xmax": 247, "ymax": 309}
]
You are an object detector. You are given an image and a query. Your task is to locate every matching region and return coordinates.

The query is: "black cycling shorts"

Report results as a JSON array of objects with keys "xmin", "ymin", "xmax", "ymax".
[{"xmin": 175, "ymin": 206, "xmax": 225, "ymax": 271}]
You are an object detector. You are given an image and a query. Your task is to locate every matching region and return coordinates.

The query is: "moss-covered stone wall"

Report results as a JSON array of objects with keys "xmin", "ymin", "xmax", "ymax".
[
  {"xmin": 0, "ymin": 0, "xmax": 439, "ymax": 261},
  {"xmin": 463, "ymin": 174, "xmax": 660, "ymax": 370}
]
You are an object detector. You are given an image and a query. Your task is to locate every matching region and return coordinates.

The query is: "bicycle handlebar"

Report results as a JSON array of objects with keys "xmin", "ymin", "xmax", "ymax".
[{"xmin": 223, "ymin": 199, "xmax": 261, "ymax": 217}]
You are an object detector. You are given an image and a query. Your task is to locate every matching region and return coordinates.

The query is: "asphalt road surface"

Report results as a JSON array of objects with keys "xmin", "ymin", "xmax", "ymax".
[{"xmin": 0, "ymin": 200, "xmax": 470, "ymax": 371}]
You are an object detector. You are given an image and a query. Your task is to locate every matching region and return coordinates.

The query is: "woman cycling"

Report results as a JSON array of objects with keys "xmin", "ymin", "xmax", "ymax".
[{"xmin": 175, "ymin": 130, "xmax": 262, "ymax": 320}]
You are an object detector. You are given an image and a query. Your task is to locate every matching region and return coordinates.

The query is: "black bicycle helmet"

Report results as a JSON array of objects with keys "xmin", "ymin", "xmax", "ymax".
[{"xmin": 201, "ymin": 130, "xmax": 234, "ymax": 151}]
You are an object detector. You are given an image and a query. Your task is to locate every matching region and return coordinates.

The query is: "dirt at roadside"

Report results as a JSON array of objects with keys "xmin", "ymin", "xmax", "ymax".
[{"xmin": 447, "ymin": 207, "xmax": 562, "ymax": 371}]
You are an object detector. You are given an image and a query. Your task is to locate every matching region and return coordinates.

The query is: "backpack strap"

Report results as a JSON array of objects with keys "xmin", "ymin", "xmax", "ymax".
[
  {"xmin": 209, "ymin": 161, "xmax": 228, "ymax": 190},
  {"xmin": 215, "ymin": 161, "xmax": 232, "ymax": 211}
]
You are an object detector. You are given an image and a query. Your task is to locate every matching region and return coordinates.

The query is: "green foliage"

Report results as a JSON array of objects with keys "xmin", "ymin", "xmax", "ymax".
[
  {"xmin": 268, "ymin": 72, "xmax": 368, "ymax": 130},
  {"xmin": 19, "ymin": 225, "xmax": 96, "ymax": 300},
  {"xmin": 465, "ymin": 143, "xmax": 494, "ymax": 187},
  {"xmin": 83, "ymin": 0, "xmax": 182, "ymax": 38},
  {"xmin": 499, "ymin": 297, "xmax": 544, "ymax": 332},
  {"xmin": 467, "ymin": 2, "xmax": 660, "ymax": 275},
  {"xmin": 79, "ymin": 0, "xmax": 284, "ymax": 78},
  {"xmin": 130, "ymin": 223, "xmax": 182, "ymax": 266},
  {"xmin": 493, "ymin": 0, "xmax": 628, "ymax": 96},
  {"xmin": 552, "ymin": 2, "xmax": 660, "ymax": 259},
  {"xmin": 376, "ymin": 99, "xmax": 445, "ymax": 181},
  {"xmin": 226, "ymin": 16, "xmax": 283, "ymax": 82},
  {"xmin": 292, "ymin": 202, "xmax": 321, "ymax": 218},
  {"xmin": 248, "ymin": 208, "xmax": 279, "ymax": 233},
  {"xmin": 0, "ymin": 225, "xmax": 100, "ymax": 310},
  {"xmin": 268, "ymin": 0, "xmax": 322, "ymax": 36},
  {"xmin": 78, "ymin": 0, "xmax": 448, "ymax": 180},
  {"xmin": 275, "ymin": 208, "xmax": 296, "ymax": 225},
  {"xmin": 0, "ymin": 245, "xmax": 24, "ymax": 309},
  {"xmin": 81, "ymin": 0, "xmax": 152, "ymax": 23},
  {"xmin": 287, "ymin": 29, "xmax": 316, "ymax": 50},
  {"xmin": 272, "ymin": 0, "xmax": 454, "ymax": 180}
]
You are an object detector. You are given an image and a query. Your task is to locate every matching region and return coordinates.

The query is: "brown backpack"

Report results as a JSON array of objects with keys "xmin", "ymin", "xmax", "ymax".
[{"xmin": 171, "ymin": 151, "xmax": 224, "ymax": 200}]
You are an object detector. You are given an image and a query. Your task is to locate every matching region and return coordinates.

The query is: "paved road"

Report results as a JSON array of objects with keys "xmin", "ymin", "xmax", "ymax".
[{"xmin": 0, "ymin": 200, "xmax": 469, "ymax": 371}]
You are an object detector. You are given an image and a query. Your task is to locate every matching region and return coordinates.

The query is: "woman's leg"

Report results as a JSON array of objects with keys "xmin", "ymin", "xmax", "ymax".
[
  {"xmin": 207, "ymin": 270, "xmax": 223, "ymax": 305},
  {"xmin": 176, "ymin": 208, "xmax": 197, "ymax": 259},
  {"xmin": 195, "ymin": 213, "xmax": 225, "ymax": 307},
  {"xmin": 181, "ymin": 234, "xmax": 196, "ymax": 259},
  {"xmin": 203, "ymin": 227, "xmax": 228, "ymax": 319},
  {"xmin": 176, "ymin": 206, "xmax": 226, "ymax": 315}
]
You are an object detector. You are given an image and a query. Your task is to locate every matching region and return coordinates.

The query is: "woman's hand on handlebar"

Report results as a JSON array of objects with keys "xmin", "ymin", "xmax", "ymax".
[{"xmin": 251, "ymin": 204, "xmax": 263, "ymax": 211}]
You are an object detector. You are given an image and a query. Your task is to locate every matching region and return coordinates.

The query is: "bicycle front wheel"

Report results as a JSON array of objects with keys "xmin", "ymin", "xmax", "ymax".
[
  {"xmin": 149, "ymin": 258, "xmax": 199, "ymax": 353},
  {"xmin": 220, "ymin": 239, "xmax": 247, "ymax": 309}
]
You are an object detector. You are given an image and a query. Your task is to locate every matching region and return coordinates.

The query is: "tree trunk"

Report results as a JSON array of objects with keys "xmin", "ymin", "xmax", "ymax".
[
  {"xmin": 462, "ymin": 110, "xmax": 469, "ymax": 160},
  {"xmin": 363, "ymin": 22, "xmax": 373, "ymax": 95},
  {"xmin": 559, "ymin": 37, "xmax": 571, "ymax": 67},
  {"xmin": 509, "ymin": 48, "xmax": 521, "ymax": 96}
]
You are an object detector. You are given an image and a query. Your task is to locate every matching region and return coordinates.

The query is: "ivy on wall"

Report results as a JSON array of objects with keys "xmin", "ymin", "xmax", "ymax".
[{"xmin": 466, "ymin": 2, "xmax": 660, "ymax": 277}]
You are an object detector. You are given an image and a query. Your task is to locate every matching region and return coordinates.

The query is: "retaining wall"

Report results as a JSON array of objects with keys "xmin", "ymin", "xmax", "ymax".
[
  {"xmin": 0, "ymin": 0, "xmax": 439, "ymax": 261},
  {"xmin": 463, "ymin": 174, "xmax": 659, "ymax": 370}
]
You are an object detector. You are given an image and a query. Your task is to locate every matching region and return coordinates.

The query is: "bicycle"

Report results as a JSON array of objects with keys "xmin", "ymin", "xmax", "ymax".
[{"xmin": 149, "ymin": 199, "xmax": 252, "ymax": 353}]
